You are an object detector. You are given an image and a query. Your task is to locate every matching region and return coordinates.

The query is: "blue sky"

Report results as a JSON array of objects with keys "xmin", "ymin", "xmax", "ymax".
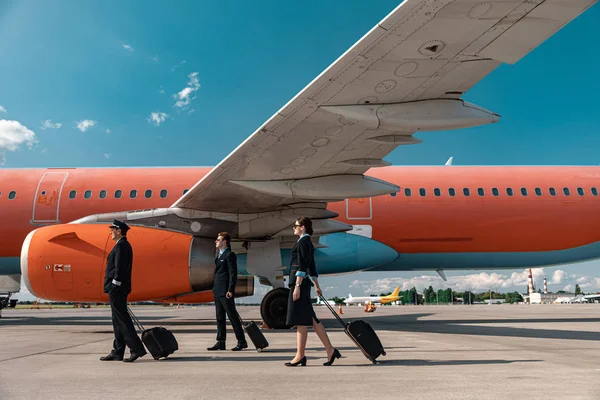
[{"xmin": 3, "ymin": 0, "xmax": 600, "ymax": 299}]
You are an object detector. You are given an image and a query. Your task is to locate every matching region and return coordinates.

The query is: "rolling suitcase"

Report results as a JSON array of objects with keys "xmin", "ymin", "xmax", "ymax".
[
  {"xmin": 239, "ymin": 315, "xmax": 269, "ymax": 352},
  {"xmin": 128, "ymin": 307, "xmax": 178, "ymax": 360},
  {"xmin": 319, "ymin": 294, "xmax": 386, "ymax": 363}
]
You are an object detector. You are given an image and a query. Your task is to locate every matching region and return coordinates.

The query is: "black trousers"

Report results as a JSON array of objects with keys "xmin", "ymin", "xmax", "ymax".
[
  {"xmin": 214, "ymin": 296, "xmax": 246, "ymax": 343},
  {"xmin": 109, "ymin": 289, "xmax": 145, "ymax": 355}
]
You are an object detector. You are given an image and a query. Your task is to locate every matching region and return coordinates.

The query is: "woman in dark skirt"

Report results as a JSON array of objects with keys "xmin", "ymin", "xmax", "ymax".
[{"xmin": 285, "ymin": 216, "xmax": 341, "ymax": 367}]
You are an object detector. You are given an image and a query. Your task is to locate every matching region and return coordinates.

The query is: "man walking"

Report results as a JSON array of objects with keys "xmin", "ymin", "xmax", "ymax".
[
  {"xmin": 207, "ymin": 232, "xmax": 248, "ymax": 351},
  {"xmin": 100, "ymin": 219, "xmax": 147, "ymax": 362}
]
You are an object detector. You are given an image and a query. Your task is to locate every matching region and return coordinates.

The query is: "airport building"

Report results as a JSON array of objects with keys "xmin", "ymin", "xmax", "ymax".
[{"xmin": 525, "ymin": 292, "xmax": 580, "ymax": 304}]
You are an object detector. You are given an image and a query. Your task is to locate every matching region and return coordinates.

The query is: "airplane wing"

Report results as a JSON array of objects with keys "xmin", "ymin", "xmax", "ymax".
[{"xmin": 172, "ymin": 0, "xmax": 596, "ymax": 214}]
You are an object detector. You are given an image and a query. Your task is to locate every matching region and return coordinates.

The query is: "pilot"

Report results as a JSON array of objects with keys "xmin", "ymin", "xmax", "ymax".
[
  {"xmin": 207, "ymin": 232, "xmax": 248, "ymax": 351},
  {"xmin": 100, "ymin": 219, "xmax": 147, "ymax": 362}
]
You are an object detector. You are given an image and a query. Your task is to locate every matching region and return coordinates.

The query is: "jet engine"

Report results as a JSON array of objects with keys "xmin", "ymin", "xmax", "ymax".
[{"xmin": 20, "ymin": 224, "xmax": 253, "ymax": 302}]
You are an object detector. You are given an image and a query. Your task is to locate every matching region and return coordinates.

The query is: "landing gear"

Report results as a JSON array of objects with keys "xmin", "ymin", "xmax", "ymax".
[
  {"xmin": 0, "ymin": 296, "xmax": 9, "ymax": 318},
  {"xmin": 260, "ymin": 287, "xmax": 290, "ymax": 329}
]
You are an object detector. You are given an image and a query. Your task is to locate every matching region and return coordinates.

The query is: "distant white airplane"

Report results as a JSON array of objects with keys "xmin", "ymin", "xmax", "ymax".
[
  {"xmin": 344, "ymin": 287, "xmax": 401, "ymax": 306},
  {"xmin": 315, "ymin": 297, "xmax": 337, "ymax": 306}
]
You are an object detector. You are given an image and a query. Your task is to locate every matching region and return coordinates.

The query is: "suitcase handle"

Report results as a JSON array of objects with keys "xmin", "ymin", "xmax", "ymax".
[
  {"xmin": 127, "ymin": 306, "xmax": 145, "ymax": 333},
  {"xmin": 308, "ymin": 277, "xmax": 348, "ymax": 328}
]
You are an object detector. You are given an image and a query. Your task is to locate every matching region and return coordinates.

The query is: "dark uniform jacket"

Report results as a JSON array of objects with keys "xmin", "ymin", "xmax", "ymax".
[
  {"xmin": 213, "ymin": 248, "xmax": 237, "ymax": 297},
  {"xmin": 103, "ymin": 237, "xmax": 134, "ymax": 294},
  {"xmin": 288, "ymin": 235, "xmax": 318, "ymax": 288}
]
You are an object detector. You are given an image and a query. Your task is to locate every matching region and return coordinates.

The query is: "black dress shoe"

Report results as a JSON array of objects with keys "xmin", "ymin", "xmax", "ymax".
[
  {"xmin": 284, "ymin": 356, "xmax": 307, "ymax": 367},
  {"xmin": 323, "ymin": 348, "xmax": 342, "ymax": 366},
  {"xmin": 207, "ymin": 342, "xmax": 226, "ymax": 351},
  {"xmin": 123, "ymin": 349, "xmax": 147, "ymax": 363},
  {"xmin": 231, "ymin": 342, "xmax": 248, "ymax": 351},
  {"xmin": 100, "ymin": 352, "xmax": 123, "ymax": 361}
]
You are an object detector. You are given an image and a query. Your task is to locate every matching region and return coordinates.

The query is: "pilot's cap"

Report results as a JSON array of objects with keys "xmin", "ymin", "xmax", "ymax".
[{"xmin": 109, "ymin": 219, "xmax": 130, "ymax": 233}]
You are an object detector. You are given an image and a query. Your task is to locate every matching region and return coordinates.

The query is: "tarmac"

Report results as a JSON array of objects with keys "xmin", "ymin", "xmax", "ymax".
[{"xmin": 1, "ymin": 303, "xmax": 600, "ymax": 399}]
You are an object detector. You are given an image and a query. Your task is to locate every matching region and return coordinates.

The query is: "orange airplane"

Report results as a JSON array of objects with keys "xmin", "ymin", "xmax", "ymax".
[{"xmin": 1, "ymin": 0, "xmax": 598, "ymax": 328}]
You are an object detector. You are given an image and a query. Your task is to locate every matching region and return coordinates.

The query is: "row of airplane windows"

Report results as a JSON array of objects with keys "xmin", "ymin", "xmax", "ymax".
[
  {"xmin": 0, "ymin": 189, "xmax": 190, "ymax": 200},
  {"xmin": 1, "ymin": 186, "xmax": 599, "ymax": 200},
  {"xmin": 391, "ymin": 187, "xmax": 599, "ymax": 197}
]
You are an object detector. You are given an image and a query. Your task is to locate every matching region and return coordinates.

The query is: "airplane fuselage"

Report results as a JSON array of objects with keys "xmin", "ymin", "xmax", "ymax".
[{"xmin": 1, "ymin": 166, "xmax": 599, "ymax": 278}]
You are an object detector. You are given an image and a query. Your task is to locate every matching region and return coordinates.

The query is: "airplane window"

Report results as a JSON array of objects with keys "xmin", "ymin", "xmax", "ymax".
[
  {"xmin": 477, "ymin": 188, "xmax": 484, "ymax": 196},
  {"xmin": 419, "ymin": 188, "xmax": 426, "ymax": 196},
  {"xmin": 535, "ymin": 188, "xmax": 542, "ymax": 196},
  {"xmin": 492, "ymin": 188, "xmax": 499, "ymax": 196},
  {"xmin": 520, "ymin": 188, "xmax": 528, "ymax": 196},
  {"xmin": 130, "ymin": 190, "xmax": 138, "ymax": 199},
  {"xmin": 463, "ymin": 188, "xmax": 470, "ymax": 196},
  {"xmin": 115, "ymin": 190, "xmax": 122, "ymax": 199},
  {"xmin": 69, "ymin": 190, "xmax": 76, "ymax": 199},
  {"xmin": 8, "ymin": 191, "xmax": 16, "ymax": 200},
  {"xmin": 549, "ymin": 188, "xmax": 556, "ymax": 196},
  {"xmin": 434, "ymin": 188, "xmax": 441, "ymax": 196},
  {"xmin": 183, "ymin": 189, "xmax": 189, "ymax": 195},
  {"xmin": 84, "ymin": 190, "xmax": 92, "ymax": 199},
  {"xmin": 99, "ymin": 190, "xmax": 107, "ymax": 199},
  {"xmin": 563, "ymin": 187, "xmax": 571, "ymax": 196},
  {"xmin": 390, "ymin": 192, "xmax": 396, "ymax": 197},
  {"xmin": 448, "ymin": 188, "xmax": 455, "ymax": 197},
  {"xmin": 404, "ymin": 188, "xmax": 412, "ymax": 197},
  {"xmin": 577, "ymin": 187, "xmax": 584, "ymax": 196},
  {"xmin": 592, "ymin": 187, "xmax": 598, "ymax": 196},
  {"xmin": 145, "ymin": 189, "xmax": 152, "ymax": 199},
  {"xmin": 506, "ymin": 188, "xmax": 514, "ymax": 196},
  {"xmin": 160, "ymin": 189, "xmax": 168, "ymax": 198}
]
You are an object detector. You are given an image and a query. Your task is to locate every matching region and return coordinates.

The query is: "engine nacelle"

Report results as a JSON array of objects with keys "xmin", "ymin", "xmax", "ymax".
[{"xmin": 20, "ymin": 224, "xmax": 247, "ymax": 302}]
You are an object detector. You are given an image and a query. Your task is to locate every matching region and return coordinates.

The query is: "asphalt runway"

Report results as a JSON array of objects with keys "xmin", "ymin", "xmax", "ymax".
[{"xmin": 1, "ymin": 304, "xmax": 599, "ymax": 399}]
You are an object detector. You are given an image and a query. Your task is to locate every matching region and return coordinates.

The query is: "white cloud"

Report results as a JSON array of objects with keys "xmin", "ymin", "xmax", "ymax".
[
  {"xmin": 0, "ymin": 119, "xmax": 37, "ymax": 164},
  {"xmin": 105, "ymin": 129, "xmax": 111, "ymax": 134},
  {"xmin": 173, "ymin": 72, "xmax": 200, "ymax": 109},
  {"xmin": 0, "ymin": 105, "xmax": 6, "ymax": 113},
  {"xmin": 151, "ymin": 55, "xmax": 159, "ymax": 62},
  {"xmin": 563, "ymin": 284, "xmax": 574, "ymax": 292},
  {"xmin": 104, "ymin": 153, "xmax": 110, "ymax": 159},
  {"xmin": 551, "ymin": 270, "xmax": 568, "ymax": 284},
  {"xmin": 158, "ymin": 86, "xmax": 165, "ymax": 94},
  {"xmin": 171, "ymin": 60, "xmax": 186, "ymax": 72},
  {"xmin": 148, "ymin": 112, "xmax": 168, "ymax": 126},
  {"xmin": 76, "ymin": 120, "xmax": 97, "ymax": 132},
  {"xmin": 122, "ymin": 44, "xmax": 134, "ymax": 52},
  {"xmin": 41, "ymin": 119, "xmax": 62, "ymax": 130}
]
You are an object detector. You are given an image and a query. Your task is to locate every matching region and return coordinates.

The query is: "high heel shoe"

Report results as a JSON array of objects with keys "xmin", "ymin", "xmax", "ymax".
[
  {"xmin": 323, "ymin": 348, "xmax": 342, "ymax": 366},
  {"xmin": 284, "ymin": 356, "xmax": 307, "ymax": 367}
]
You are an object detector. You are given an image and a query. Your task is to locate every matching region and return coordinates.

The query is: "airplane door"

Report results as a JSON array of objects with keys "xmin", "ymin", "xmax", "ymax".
[
  {"xmin": 31, "ymin": 172, "xmax": 69, "ymax": 224},
  {"xmin": 345, "ymin": 197, "xmax": 372, "ymax": 220}
]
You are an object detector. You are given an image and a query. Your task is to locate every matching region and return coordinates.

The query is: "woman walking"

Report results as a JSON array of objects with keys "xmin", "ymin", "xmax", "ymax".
[{"xmin": 285, "ymin": 216, "xmax": 341, "ymax": 367}]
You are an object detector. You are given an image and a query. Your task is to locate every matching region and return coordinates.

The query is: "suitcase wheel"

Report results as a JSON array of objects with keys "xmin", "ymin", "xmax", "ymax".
[
  {"xmin": 382, "ymin": 351, "xmax": 386, "ymax": 356},
  {"xmin": 256, "ymin": 348, "xmax": 262, "ymax": 353},
  {"xmin": 372, "ymin": 360, "xmax": 377, "ymax": 364}
]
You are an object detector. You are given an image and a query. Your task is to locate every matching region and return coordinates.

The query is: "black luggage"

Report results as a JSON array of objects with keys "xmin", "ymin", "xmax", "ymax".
[
  {"xmin": 319, "ymin": 294, "xmax": 385, "ymax": 363},
  {"xmin": 240, "ymin": 315, "xmax": 269, "ymax": 352},
  {"xmin": 128, "ymin": 307, "xmax": 178, "ymax": 360}
]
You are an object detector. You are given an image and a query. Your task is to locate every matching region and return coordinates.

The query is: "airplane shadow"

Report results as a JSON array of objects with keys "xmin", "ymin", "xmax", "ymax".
[
  {"xmin": 320, "ymin": 313, "xmax": 600, "ymax": 342},
  {"xmin": 5, "ymin": 311, "xmax": 600, "ymax": 343}
]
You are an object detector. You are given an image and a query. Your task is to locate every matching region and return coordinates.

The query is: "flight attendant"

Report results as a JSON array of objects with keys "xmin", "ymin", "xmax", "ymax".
[{"xmin": 285, "ymin": 217, "xmax": 341, "ymax": 367}]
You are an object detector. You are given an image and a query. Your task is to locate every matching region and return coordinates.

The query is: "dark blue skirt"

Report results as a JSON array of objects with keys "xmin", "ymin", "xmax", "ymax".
[{"xmin": 286, "ymin": 283, "xmax": 320, "ymax": 326}]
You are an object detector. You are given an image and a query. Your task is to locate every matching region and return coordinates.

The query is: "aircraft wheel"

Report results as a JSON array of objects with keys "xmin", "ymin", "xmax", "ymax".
[{"xmin": 260, "ymin": 287, "xmax": 291, "ymax": 330}]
